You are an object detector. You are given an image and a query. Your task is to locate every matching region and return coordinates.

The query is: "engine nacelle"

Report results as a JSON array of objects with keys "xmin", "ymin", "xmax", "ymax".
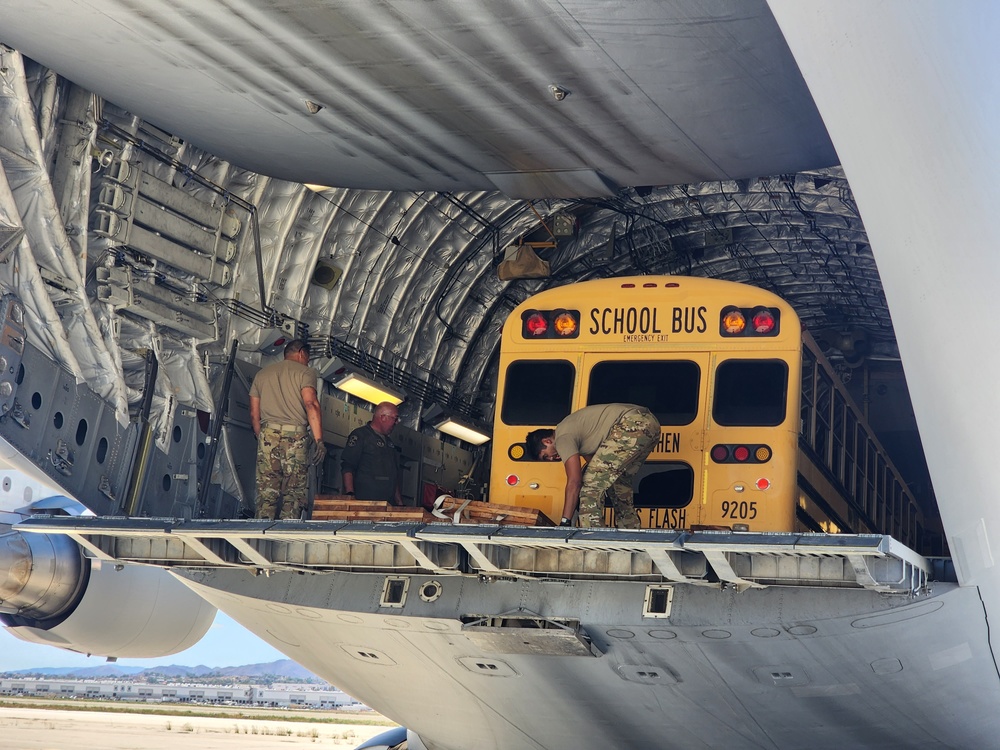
[
  {"xmin": 0, "ymin": 526, "xmax": 85, "ymax": 620},
  {"xmin": 356, "ymin": 727, "xmax": 428, "ymax": 750},
  {"xmin": 1, "ymin": 528, "xmax": 215, "ymax": 658}
]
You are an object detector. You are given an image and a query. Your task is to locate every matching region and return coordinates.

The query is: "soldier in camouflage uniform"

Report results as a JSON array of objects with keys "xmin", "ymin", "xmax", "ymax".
[
  {"xmin": 249, "ymin": 339, "xmax": 325, "ymax": 520},
  {"xmin": 526, "ymin": 403, "xmax": 660, "ymax": 528}
]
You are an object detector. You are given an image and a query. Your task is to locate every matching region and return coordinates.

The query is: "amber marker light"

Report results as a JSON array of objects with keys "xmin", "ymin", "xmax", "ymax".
[
  {"xmin": 553, "ymin": 311, "xmax": 579, "ymax": 336},
  {"xmin": 721, "ymin": 307, "xmax": 746, "ymax": 335}
]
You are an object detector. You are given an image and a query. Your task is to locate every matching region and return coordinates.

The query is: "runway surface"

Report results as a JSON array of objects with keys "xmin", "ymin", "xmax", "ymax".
[{"xmin": 0, "ymin": 704, "xmax": 393, "ymax": 749}]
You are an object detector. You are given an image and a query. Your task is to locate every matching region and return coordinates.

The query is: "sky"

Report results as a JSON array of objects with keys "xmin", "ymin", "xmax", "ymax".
[{"xmin": 0, "ymin": 612, "xmax": 287, "ymax": 672}]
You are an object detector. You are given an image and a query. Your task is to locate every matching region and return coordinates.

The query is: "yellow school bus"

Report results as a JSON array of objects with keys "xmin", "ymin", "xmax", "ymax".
[{"xmin": 490, "ymin": 276, "xmax": 930, "ymax": 551}]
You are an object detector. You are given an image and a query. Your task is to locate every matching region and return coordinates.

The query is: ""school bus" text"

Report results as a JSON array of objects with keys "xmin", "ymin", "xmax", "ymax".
[{"xmin": 588, "ymin": 306, "xmax": 708, "ymax": 336}]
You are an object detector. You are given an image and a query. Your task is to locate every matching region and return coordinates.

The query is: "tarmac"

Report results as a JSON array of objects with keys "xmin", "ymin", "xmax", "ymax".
[{"xmin": 0, "ymin": 704, "xmax": 394, "ymax": 749}]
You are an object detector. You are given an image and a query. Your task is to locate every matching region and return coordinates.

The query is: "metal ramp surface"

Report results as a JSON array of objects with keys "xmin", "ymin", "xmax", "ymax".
[{"xmin": 15, "ymin": 516, "xmax": 930, "ymax": 594}]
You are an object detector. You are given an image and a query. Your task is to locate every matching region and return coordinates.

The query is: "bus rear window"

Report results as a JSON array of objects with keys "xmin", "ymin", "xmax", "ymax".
[
  {"xmin": 587, "ymin": 361, "xmax": 700, "ymax": 425},
  {"xmin": 636, "ymin": 463, "xmax": 693, "ymax": 508},
  {"xmin": 501, "ymin": 360, "xmax": 575, "ymax": 425},
  {"xmin": 713, "ymin": 359, "xmax": 788, "ymax": 426}
]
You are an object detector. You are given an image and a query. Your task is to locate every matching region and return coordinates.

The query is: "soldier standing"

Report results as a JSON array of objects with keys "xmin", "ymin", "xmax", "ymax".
[
  {"xmin": 249, "ymin": 339, "xmax": 325, "ymax": 519},
  {"xmin": 341, "ymin": 402, "xmax": 403, "ymax": 505},
  {"xmin": 526, "ymin": 403, "xmax": 660, "ymax": 528}
]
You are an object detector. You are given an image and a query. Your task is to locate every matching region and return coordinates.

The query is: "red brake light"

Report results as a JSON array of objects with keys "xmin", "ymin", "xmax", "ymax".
[
  {"xmin": 733, "ymin": 446, "xmax": 750, "ymax": 462},
  {"xmin": 506, "ymin": 474, "xmax": 519, "ymax": 486},
  {"xmin": 525, "ymin": 312, "xmax": 547, "ymax": 336},
  {"xmin": 710, "ymin": 445, "xmax": 729, "ymax": 462},
  {"xmin": 752, "ymin": 308, "xmax": 776, "ymax": 334}
]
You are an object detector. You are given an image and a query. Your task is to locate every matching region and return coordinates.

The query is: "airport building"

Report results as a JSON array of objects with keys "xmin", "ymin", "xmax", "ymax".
[{"xmin": 0, "ymin": 678, "xmax": 365, "ymax": 709}]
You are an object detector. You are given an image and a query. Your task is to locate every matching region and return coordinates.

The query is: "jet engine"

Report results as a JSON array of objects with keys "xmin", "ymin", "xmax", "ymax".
[
  {"xmin": 355, "ymin": 727, "xmax": 428, "ymax": 750},
  {"xmin": 0, "ymin": 525, "xmax": 215, "ymax": 658}
]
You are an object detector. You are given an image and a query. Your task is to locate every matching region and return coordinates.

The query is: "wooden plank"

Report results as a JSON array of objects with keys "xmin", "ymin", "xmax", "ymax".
[
  {"xmin": 311, "ymin": 509, "xmax": 434, "ymax": 522},
  {"xmin": 313, "ymin": 499, "xmax": 391, "ymax": 512},
  {"xmin": 311, "ymin": 496, "xmax": 554, "ymax": 526}
]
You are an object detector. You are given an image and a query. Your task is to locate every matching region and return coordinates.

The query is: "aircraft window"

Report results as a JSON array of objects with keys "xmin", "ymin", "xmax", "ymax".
[
  {"xmin": 713, "ymin": 359, "xmax": 788, "ymax": 426},
  {"xmin": 53, "ymin": 411, "xmax": 63, "ymax": 429},
  {"xmin": 75, "ymin": 419, "xmax": 88, "ymax": 446},
  {"xmin": 31, "ymin": 392, "xmax": 41, "ymax": 409},
  {"xmin": 96, "ymin": 437, "xmax": 108, "ymax": 464},
  {"xmin": 173, "ymin": 425, "xmax": 182, "ymax": 443},
  {"xmin": 587, "ymin": 361, "xmax": 700, "ymax": 425},
  {"xmin": 501, "ymin": 360, "xmax": 574, "ymax": 426},
  {"xmin": 162, "ymin": 474, "xmax": 172, "ymax": 491}
]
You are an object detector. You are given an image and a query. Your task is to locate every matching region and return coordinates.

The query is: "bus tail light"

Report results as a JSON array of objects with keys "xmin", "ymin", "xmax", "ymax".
[
  {"xmin": 720, "ymin": 305, "xmax": 780, "ymax": 337},
  {"xmin": 755, "ymin": 478, "xmax": 771, "ymax": 490},
  {"xmin": 505, "ymin": 474, "xmax": 519, "ymax": 486},
  {"xmin": 521, "ymin": 309, "xmax": 580, "ymax": 339},
  {"xmin": 710, "ymin": 444, "xmax": 772, "ymax": 464},
  {"xmin": 751, "ymin": 307, "xmax": 776, "ymax": 334},
  {"xmin": 553, "ymin": 311, "xmax": 578, "ymax": 336},
  {"xmin": 721, "ymin": 307, "xmax": 746, "ymax": 335},
  {"xmin": 524, "ymin": 312, "xmax": 548, "ymax": 336}
]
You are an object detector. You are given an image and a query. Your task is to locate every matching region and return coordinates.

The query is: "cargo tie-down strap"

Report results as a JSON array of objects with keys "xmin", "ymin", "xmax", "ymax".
[{"xmin": 431, "ymin": 494, "xmax": 476, "ymax": 524}]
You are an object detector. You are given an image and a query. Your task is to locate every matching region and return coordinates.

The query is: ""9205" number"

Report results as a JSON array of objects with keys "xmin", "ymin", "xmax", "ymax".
[{"xmin": 721, "ymin": 500, "xmax": 757, "ymax": 520}]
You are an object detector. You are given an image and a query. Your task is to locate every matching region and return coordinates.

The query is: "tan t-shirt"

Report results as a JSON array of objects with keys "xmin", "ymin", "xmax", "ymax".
[
  {"xmin": 249, "ymin": 359, "xmax": 319, "ymax": 425},
  {"xmin": 554, "ymin": 403, "xmax": 644, "ymax": 459}
]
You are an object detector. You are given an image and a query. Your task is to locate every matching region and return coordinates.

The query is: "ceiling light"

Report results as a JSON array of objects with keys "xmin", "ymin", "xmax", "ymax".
[
  {"xmin": 333, "ymin": 372, "xmax": 404, "ymax": 406},
  {"xmin": 433, "ymin": 415, "xmax": 491, "ymax": 446}
]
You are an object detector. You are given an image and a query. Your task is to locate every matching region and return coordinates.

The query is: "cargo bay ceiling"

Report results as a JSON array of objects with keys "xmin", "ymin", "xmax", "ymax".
[{"xmin": 0, "ymin": 0, "xmax": 914, "ymax": 483}]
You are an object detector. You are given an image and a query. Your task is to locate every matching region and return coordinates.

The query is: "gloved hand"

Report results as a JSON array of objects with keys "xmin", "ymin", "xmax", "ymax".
[{"xmin": 309, "ymin": 440, "xmax": 327, "ymax": 466}]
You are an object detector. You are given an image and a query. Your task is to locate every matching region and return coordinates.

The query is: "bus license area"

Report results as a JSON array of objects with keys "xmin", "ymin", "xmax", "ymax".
[{"xmin": 720, "ymin": 498, "xmax": 758, "ymax": 520}]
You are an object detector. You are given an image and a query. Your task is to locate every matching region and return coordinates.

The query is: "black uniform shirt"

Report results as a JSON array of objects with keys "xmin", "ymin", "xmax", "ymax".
[{"xmin": 341, "ymin": 423, "xmax": 400, "ymax": 502}]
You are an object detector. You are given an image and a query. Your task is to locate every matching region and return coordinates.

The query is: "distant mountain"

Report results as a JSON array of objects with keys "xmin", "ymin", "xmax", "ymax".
[{"xmin": 2, "ymin": 659, "xmax": 324, "ymax": 682}]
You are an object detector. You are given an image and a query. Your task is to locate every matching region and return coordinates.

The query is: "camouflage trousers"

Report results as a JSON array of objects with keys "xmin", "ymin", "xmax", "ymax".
[
  {"xmin": 578, "ymin": 409, "xmax": 661, "ymax": 529},
  {"xmin": 255, "ymin": 427, "xmax": 310, "ymax": 520}
]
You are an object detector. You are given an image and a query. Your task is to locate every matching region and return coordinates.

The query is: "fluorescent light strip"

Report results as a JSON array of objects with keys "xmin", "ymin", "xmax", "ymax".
[
  {"xmin": 334, "ymin": 372, "xmax": 404, "ymax": 406},
  {"xmin": 434, "ymin": 417, "xmax": 491, "ymax": 445}
]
